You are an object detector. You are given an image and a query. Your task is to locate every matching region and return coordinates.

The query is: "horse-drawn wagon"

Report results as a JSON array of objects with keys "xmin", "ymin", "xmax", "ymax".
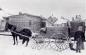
[
  {"xmin": 4, "ymin": 14, "xmax": 85, "ymax": 51},
  {"xmin": 31, "ymin": 24, "xmax": 69, "ymax": 51},
  {"xmin": 5, "ymin": 14, "xmax": 70, "ymax": 51}
]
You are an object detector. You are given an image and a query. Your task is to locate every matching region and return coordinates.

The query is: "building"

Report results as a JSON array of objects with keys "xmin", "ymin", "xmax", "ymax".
[
  {"xmin": 0, "ymin": 19, "xmax": 6, "ymax": 31},
  {"xmin": 3, "ymin": 13, "xmax": 46, "ymax": 32}
]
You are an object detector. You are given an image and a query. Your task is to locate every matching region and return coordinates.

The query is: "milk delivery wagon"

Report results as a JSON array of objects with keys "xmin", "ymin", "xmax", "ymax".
[{"xmin": 31, "ymin": 23, "xmax": 69, "ymax": 52}]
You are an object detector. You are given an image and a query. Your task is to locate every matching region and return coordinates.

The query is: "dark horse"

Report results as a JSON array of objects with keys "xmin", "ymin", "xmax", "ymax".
[
  {"xmin": 6, "ymin": 23, "xmax": 32, "ymax": 46},
  {"xmin": 19, "ymin": 28, "xmax": 32, "ymax": 46}
]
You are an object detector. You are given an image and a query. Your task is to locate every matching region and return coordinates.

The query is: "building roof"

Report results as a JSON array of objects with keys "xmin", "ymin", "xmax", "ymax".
[{"xmin": 5, "ymin": 13, "xmax": 46, "ymax": 20}]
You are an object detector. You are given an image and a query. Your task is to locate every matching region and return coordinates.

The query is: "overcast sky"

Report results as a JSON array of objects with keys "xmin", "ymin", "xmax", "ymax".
[{"xmin": 0, "ymin": 0, "xmax": 86, "ymax": 19}]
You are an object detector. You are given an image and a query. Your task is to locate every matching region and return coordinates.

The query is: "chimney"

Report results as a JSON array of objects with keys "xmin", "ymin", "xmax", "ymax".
[{"xmin": 19, "ymin": 12, "xmax": 23, "ymax": 15}]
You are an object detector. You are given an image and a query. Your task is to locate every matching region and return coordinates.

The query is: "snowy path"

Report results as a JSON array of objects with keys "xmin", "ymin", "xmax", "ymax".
[{"xmin": 0, "ymin": 32, "xmax": 86, "ymax": 55}]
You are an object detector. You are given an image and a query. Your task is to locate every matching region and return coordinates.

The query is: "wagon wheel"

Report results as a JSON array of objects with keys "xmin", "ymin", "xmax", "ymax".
[
  {"xmin": 50, "ymin": 33, "xmax": 69, "ymax": 51},
  {"xmin": 49, "ymin": 39, "xmax": 59, "ymax": 50},
  {"xmin": 48, "ymin": 33, "xmax": 61, "ymax": 51},
  {"xmin": 54, "ymin": 34, "xmax": 69, "ymax": 52},
  {"xmin": 55, "ymin": 40, "xmax": 69, "ymax": 52},
  {"xmin": 42, "ymin": 38, "xmax": 51, "ymax": 49},
  {"xmin": 31, "ymin": 37, "xmax": 48, "ymax": 50}
]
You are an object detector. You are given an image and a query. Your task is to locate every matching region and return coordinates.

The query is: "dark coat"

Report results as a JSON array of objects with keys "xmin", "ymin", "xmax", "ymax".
[{"xmin": 74, "ymin": 31, "xmax": 85, "ymax": 42}]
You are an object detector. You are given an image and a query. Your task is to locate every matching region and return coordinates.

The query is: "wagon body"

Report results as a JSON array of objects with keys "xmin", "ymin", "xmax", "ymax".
[
  {"xmin": 33, "ymin": 22, "xmax": 68, "ymax": 40},
  {"xmin": 31, "ymin": 24, "xmax": 69, "ymax": 51},
  {"xmin": 45, "ymin": 25, "xmax": 68, "ymax": 39}
]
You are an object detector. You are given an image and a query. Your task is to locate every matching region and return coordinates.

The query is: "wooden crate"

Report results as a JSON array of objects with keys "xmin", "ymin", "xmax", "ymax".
[{"xmin": 41, "ymin": 25, "xmax": 68, "ymax": 39}]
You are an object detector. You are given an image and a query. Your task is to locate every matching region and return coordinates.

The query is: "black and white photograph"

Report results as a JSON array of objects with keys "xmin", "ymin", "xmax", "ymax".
[{"xmin": 0, "ymin": 0, "xmax": 86, "ymax": 55}]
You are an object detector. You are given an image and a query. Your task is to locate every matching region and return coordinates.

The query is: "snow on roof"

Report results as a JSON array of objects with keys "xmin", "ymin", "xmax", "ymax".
[
  {"xmin": 54, "ymin": 19, "xmax": 67, "ymax": 24},
  {"xmin": 6, "ymin": 13, "xmax": 46, "ymax": 20}
]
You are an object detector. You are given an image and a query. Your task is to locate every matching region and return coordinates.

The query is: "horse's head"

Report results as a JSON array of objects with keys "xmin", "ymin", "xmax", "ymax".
[{"xmin": 6, "ymin": 23, "xmax": 16, "ymax": 31}]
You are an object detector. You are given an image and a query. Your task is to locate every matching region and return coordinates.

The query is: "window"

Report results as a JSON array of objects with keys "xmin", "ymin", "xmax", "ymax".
[
  {"xmin": 29, "ymin": 20, "xmax": 32, "ymax": 27},
  {"xmin": 41, "ymin": 22, "xmax": 46, "ymax": 28}
]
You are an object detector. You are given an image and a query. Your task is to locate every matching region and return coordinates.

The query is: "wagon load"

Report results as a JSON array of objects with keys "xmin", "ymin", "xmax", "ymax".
[{"xmin": 40, "ymin": 24, "xmax": 68, "ymax": 40}]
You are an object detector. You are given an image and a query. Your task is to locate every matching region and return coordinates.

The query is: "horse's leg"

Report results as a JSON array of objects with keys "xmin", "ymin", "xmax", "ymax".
[
  {"xmin": 22, "ymin": 38, "xmax": 25, "ymax": 44},
  {"xmin": 11, "ymin": 32, "xmax": 16, "ymax": 45},
  {"xmin": 15, "ymin": 35, "xmax": 18, "ymax": 45},
  {"xmin": 13, "ymin": 36, "xmax": 16, "ymax": 45},
  {"xmin": 26, "ymin": 38, "xmax": 29, "ymax": 47}
]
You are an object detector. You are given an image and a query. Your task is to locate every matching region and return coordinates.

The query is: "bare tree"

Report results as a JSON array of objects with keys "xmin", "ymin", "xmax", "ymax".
[{"xmin": 47, "ymin": 16, "xmax": 58, "ymax": 26}]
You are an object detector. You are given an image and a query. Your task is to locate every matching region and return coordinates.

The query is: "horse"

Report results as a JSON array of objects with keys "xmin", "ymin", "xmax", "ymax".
[
  {"xmin": 6, "ymin": 23, "xmax": 18, "ymax": 45},
  {"xmin": 18, "ymin": 28, "xmax": 32, "ymax": 46},
  {"xmin": 6, "ymin": 23, "xmax": 32, "ymax": 46}
]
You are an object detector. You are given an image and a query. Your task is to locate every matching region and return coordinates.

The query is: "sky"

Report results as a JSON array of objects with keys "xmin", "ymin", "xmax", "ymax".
[{"xmin": 0, "ymin": 0, "xmax": 86, "ymax": 19}]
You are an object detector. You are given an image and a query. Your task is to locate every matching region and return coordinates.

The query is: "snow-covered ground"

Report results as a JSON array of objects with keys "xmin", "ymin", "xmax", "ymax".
[{"xmin": 0, "ymin": 32, "xmax": 86, "ymax": 55}]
